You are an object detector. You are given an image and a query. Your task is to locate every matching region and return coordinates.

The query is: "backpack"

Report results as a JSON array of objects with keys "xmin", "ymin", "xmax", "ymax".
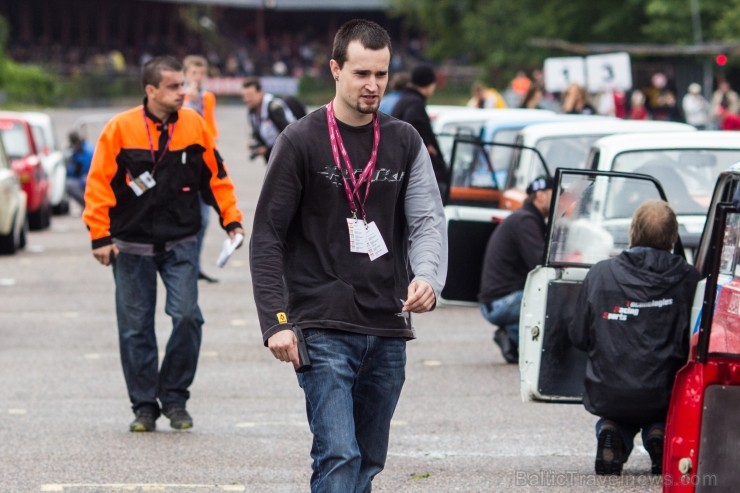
[{"xmin": 278, "ymin": 95, "xmax": 308, "ymax": 120}]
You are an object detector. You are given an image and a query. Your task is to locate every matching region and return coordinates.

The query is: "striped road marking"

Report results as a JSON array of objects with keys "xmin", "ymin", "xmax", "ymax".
[{"xmin": 40, "ymin": 484, "xmax": 246, "ymax": 492}]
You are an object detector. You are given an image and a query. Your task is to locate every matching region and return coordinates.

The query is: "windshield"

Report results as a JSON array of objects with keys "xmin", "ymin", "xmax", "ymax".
[
  {"xmin": 0, "ymin": 122, "xmax": 30, "ymax": 160},
  {"xmin": 612, "ymin": 149, "xmax": 740, "ymax": 215},
  {"xmin": 509, "ymin": 135, "xmax": 604, "ymax": 193},
  {"xmin": 536, "ymin": 135, "xmax": 603, "ymax": 170}
]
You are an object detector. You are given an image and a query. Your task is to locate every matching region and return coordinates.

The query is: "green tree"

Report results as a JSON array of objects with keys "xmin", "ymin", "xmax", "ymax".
[{"xmin": 388, "ymin": 0, "xmax": 739, "ymax": 85}]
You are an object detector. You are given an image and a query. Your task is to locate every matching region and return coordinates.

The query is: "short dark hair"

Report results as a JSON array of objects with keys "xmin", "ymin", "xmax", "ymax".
[
  {"xmin": 332, "ymin": 19, "xmax": 392, "ymax": 69},
  {"xmin": 183, "ymin": 54, "xmax": 208, "ymax": 71},
  {"xmin": 629, "ymin": 199, "xmax": 678, "ymax": 251},
  {"xmin": 141, "ymin": 56, "xmax": 183, "ymax": 91},
  {"xmin": 242, "ymin": 77, "xmax": 262, "ymax": 92}
]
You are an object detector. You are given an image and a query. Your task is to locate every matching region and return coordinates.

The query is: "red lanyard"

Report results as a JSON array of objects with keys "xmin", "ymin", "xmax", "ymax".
[
  {"xmin": 326, "ymin": 100, "xmax": 380, "ymax": 220},
  {"xmin": 142, "ymin": 106, "xmax": 174, "ymax": 174}
]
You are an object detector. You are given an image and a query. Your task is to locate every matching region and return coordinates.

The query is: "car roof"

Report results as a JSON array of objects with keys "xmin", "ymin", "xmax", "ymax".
[
  {"xmin": 592, "ymin": 131, "xmax": 740, "ymax": 162},
  {"xmin": 431, "ymin": 107, "xmax": 555, "ymax": 131},
  {"xmin": 516, "ymin": 119, "xmax": 695, "ymax": 145},
  {"xmin": 0, "ymin": 111, "xmax": 27, "ymax": 123},
  {"xmin": 20, "ymin": 112, "xmax": 52, "ymax": 126},
  {"xmin": 479, "ymin": 113, "xmax": 608, "ymax": 138}
]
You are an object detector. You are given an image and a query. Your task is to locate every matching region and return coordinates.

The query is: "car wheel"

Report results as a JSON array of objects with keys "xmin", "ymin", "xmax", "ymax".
[
  {"xmin": 28, "ymin": 203, "xmax": 51, "ymax": 231},
  {"xmin": 19, "ymin": 215, "xmax": 27, "ymax": 249},
  {"xmin": 53, "ymin": 196, "xmax": 70, "ymax": 215},
  {"xmin": 0, "ymin": 215, "xmax": 18, "ymax": 255}
]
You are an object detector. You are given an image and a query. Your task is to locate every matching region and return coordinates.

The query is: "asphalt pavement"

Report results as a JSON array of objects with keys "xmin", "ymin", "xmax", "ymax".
[{"xmin": 0, "ymin": 104, "xmax": 662, "ymax": 492}]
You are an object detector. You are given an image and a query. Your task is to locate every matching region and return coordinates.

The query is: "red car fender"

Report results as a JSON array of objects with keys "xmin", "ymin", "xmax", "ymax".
[{"xmin": 663, "ymin": 359, "xmax": 740, "ymax": 492}]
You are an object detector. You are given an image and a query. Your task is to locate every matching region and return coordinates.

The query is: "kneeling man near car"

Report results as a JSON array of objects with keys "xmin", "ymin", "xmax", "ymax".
[{"xmin": 568, "ymin": 199, "xmax": 700, "ymax": 475}]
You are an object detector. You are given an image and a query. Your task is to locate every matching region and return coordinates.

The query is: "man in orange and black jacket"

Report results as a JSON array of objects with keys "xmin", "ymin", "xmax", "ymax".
[{"xmin": 83, "ymin": 56, "xmax": 244, "ymax": 433}]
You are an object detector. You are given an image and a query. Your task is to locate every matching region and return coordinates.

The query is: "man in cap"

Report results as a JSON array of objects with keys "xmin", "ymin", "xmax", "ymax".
[
  {"xmin": 478, "ymin": 175, "xmax": 553, "ymax": 363},
  {"xmin": 391, "ymin": 64, "xmax": 449, "ymax": 200}
]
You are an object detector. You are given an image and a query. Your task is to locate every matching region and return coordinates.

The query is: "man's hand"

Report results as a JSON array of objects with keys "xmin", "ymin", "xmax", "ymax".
[
  {"xmin": 403, "ymin": 280, "xmax": 436, "ymax": 313},
  {"xmin": 92, "ymin": 244, "xmax": 119, "ymax": 266},
  {"xmin": 229, "ymin": 227, "xmax": 246, "ymax": 248},
  {"xmin": 267, "ymin": 329, "xmax": 299, "ymax": 369}
]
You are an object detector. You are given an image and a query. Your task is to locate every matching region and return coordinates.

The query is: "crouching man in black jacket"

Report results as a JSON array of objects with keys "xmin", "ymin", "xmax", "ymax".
[{"xmin": 569, "ymin": 199, "xmax": 701, "ymax": 476}]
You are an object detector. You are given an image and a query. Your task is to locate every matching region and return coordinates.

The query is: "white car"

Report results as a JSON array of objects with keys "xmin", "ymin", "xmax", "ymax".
[
  {"xmin": 23, "ymin": 112, "xmax": 69, "ymax": 214},
  {"xmin": 518, "ymin": 169, "xmax": 697, "ymax": 402},
  {"xmin": 501, "ymin": 119, "xmax": 696, "ymax": 210},
  {"xmin": 0, "ymin": 136, "xmax": 27, "ymax": 254},
  {"xmin": 431, "ymin": 106, "xmax": 555, "ymax": 164},
  {"xmin": 587, "ymin": 130, "xmax": 740, "ymax": 257},
  {"xmin": 439, "ymin": 119, "xmax": 699, "ymax": 307}
]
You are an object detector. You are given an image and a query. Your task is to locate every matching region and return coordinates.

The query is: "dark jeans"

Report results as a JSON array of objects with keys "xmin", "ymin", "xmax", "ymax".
[
  {"xmin": 112, "ymin": 240, "xmax": 203, "ymax": 414},
  {"xmin": 479, "ymin": 289, "xmax": 523, "ymax": 345},
  {"xmin": 297, "ymin": 329, "xmax": 406, "ymax": 493}
]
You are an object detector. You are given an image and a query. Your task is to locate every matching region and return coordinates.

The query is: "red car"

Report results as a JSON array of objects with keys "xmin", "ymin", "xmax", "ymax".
[{"xmin": 0, "ymin": 112, "xmax": 51, "ymax": 230}]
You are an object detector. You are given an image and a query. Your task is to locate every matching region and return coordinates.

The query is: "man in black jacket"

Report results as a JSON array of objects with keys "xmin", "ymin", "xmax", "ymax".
[
  {"xmin": 391, "ymin": 64, "xmax": 449, "ymax": 200},
  {"xmin": 478, "ymin": 176, "xmax": 552, "ymax": 363},
  {"xmin": 569, "ymin": 199, "xmax": 701, "ymax": 476}
]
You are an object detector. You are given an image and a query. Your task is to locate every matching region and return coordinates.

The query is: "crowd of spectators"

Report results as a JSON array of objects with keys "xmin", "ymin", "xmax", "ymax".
[{"xmin": 6, "ymin": 25, "xmax": 420, "ymax": 82}]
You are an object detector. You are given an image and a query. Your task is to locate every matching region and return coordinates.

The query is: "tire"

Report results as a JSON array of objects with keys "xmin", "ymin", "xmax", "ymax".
[
  {"xmin": 28, "ymin": 203, "xmax": 51, "ymax": 231},
  {"xmin": 19, "ymin": 215, "xmax": 27, "ymax": 249},
  {"xmin": 53, "ymin": 196, "xmax": 70, "ymax": 215},
  {"xmin": 0, "ymin": 214, "xmax": 18, "ymax": 255}
]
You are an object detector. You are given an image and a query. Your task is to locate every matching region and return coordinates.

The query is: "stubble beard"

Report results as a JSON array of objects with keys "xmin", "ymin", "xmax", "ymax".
[{"xmin": 356, "ymin": 102, "xmax": 378, "ymax": 115}]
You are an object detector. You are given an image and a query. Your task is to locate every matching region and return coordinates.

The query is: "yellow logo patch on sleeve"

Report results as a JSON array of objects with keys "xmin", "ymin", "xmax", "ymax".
[{"xmin": 277, "ymin": 312, "xmax": 288, "ymax": 324}]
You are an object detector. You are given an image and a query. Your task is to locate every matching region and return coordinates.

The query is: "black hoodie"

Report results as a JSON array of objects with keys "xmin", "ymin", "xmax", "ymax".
[{"xmin": 569, "ymin": 246, "xmax": 701, "ymax": 425}]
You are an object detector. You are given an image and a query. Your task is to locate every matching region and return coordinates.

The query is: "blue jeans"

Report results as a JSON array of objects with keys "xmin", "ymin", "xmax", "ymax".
[
  {"xmin": 595, "ymin": 418, "xmax": 664, "ymax": 459},
  {"xmin": 479, "ymin": 290, "xmax": 523, "ymax": 344},
  {"xmin": 112, "ymin": 240, "xmax": 204, "ymax": 414},
  {"xmin": 296, "ymin": 329, "xmax": 406, "ymax": 493}
]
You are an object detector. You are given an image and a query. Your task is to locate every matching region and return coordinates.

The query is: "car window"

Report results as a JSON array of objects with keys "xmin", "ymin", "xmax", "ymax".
[
  {"xmin": 488, "ymin": 129, "xmax": 519, "ymax": 186},
  {"xmin": 0, "ymin": 122, "xmax": 31, "ymax": 160},
  {"xmin": 31, "ymin": 125, "xmax": 47, "ymax": 154},
  {"xmin": 437, "ymin": 121, "xmax": 481, "ymax": 166},
  {"xmin": 535, "ymin": 135, "xmax": 602, "ymax": 171},
  {"xmin": 707, "ymin": 210, "xmax": 740, "ymax": 355},
  {"xmin": 0, "ymin": 138, "xmax": 9, "ymax": 170},
  {"xmin": 612, "ymin": 149, "xmax": 740, "ymax": 215},
  {"xmin": 548, "ymin": 172, "xmax": 663, "ymax": 267},
  {"xmin": 449, "ymin": 138, "xmax": 497, "ymax": 189}
]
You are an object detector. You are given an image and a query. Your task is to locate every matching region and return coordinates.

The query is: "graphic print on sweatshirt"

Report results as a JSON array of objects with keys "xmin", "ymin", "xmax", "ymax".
[
  {"xmin": 317, "ymin": 164, "xmax": 405, "ymax": 187},
  {"xmin": 602, "ymin": 298, "xmax": 675, "ymax": 321}
]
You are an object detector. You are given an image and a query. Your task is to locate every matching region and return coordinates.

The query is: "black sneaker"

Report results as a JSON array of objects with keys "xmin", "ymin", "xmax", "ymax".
[
  {"xmin": 129, "ymin": 410, "xmax": 157, "ymax": 432},
  {"xmin": 493, "ymin": 328, "xmax": 518, "ymax": 364},
  {"xmin": 198, "ymin": 271, "xmax": 219, "ymax": 283},
  {"xmin": 162, "ymin": 407, "xmax": 193, "ymax": 430},
  {"xmin": 644, "ymin": 428, "xmax": 664, "ymax": 475},
  {"xmin": 595, "ymin": 421, "xmax": 625, "ymax": 475}
]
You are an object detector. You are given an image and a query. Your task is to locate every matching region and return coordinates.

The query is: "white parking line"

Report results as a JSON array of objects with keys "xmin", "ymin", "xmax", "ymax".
[{"xmin": 39, "ymin": 484, "xmax": 246, "ymax": 492}]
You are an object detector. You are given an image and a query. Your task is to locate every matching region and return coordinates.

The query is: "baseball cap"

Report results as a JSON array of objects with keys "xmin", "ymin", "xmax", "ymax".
[{"xmin": 526, "ymin": 175, "xmax": 554, "ymax": 194}]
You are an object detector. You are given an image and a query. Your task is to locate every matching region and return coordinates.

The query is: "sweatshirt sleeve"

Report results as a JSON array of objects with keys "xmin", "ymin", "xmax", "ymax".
[
  {"xmin": 405, "ymin": 140, "xmax": 448, "ymax": 303},
  {"xmin": 249, "ymin": 133, "xmax": 303, "ymax": 344}
]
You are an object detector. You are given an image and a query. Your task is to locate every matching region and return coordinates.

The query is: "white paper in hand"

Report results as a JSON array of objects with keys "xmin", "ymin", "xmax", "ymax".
[{"xmin": 217, "ymin": 233, "xmax": 244, "ymax": 268}]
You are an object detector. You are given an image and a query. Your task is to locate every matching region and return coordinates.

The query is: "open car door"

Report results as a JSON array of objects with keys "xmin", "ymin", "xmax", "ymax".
[
  {"xmin": 441, "ymin": 135, "xmax": 550, "ymax": 305},
  {"xmin": 663, "ymin": 168, "xmax": 740, "ymax": 493},
  {"xmin": 519, "ymin": 168, "xmax": 682, "ymax": 402}
]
